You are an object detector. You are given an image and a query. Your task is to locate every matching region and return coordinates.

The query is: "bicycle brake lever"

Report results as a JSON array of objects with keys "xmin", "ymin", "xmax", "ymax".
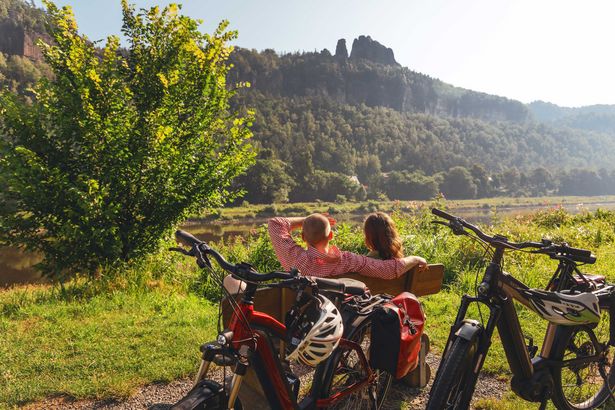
[
  {"xmin": 450, "ymin": 221, "xmax": 466, "ymax": 235},
  {"xmin": 196, "ymin": 253, "xmax": 212, "ymax": 269}
]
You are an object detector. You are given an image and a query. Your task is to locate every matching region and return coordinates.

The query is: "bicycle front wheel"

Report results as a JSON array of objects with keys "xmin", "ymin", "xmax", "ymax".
[
  {"xmin": 426, "ymin": 336, "xmax": 479, "ymax": 410},
  {"xmin": 321, "ymin": 316, "xmax": 393, "ymax": 410},
  {"xmin": 550, "ymin": 318, "xmax": 615, "ymax": 410}
]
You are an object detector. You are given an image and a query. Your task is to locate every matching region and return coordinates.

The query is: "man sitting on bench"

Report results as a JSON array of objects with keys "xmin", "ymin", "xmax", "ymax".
[{"xmin": 268, "ymin": 214, "xmax": 427, "ymax": 279}]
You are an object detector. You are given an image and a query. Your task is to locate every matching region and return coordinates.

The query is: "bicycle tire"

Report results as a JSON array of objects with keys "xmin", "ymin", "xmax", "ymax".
[
  {"xmin": 426, "ymin": 336, "xmax": 479, "ymax": 410},
  {"xmin": 550, "ymin": 320, "xmax": 615, "ymax": 410},
  {"xmin": 321, "ymin": 315, "xmax": 393, "ymax": 410}
]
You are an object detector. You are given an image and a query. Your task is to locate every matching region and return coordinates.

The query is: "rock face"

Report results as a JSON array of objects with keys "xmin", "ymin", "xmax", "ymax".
[
  {"xmin": 0, "ymin": 22, "xmax": 45, "ymax": 60},
  {"xmin": 228, "ymin": 36, "xmax": 530, "ymax": 122},
  {"xmin": 350, "ymin": 35, "xmax": 398, "ymax": 66},
  {"xmin": 334, "ymin": 39, "xmax": 348, "ymax": 60}
]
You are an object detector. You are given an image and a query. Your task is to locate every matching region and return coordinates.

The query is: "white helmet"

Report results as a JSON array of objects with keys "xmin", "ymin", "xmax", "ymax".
[{"xmin": 286, "ymin": 295, "xmax": 344, "ymax": 367}]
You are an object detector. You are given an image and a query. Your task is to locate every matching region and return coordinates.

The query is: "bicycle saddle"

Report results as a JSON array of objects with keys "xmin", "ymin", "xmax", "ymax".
[
  {"xmin": 312, "ymin": 277, "xmax": 368, "ymax": 296},
  {"xmin": 335, "ymin": 278, "xmax": 368, "ymax": 296}
]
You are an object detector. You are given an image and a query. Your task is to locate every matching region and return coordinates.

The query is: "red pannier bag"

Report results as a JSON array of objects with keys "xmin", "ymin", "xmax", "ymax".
[{"xmin": 369, "ymin": 292, "xmax": 425, "ymax": 379}]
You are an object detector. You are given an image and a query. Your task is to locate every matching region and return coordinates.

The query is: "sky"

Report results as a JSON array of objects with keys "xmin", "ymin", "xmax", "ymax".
[{"xmin": 32, "ymin": 0, "xmax": 615, "ymax": 107}]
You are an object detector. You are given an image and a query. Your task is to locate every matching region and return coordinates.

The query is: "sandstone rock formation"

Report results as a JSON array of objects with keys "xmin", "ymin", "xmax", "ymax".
[{"xmin": 349, "ymin": 35, "xmax": 398, "ymax": 66}]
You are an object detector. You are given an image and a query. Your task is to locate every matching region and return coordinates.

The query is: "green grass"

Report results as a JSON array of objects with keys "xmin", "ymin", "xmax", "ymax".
[
  {"xmin": 5, "ymin": 203, "xmax": 615, "ymax": 408},
  {"xmin": 0, "ymin": 262, "xmax": 218, "ymax": 408}
]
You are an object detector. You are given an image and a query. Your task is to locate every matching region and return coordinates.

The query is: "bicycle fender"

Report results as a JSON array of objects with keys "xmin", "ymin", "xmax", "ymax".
[{"xmin": 454, "ymin": 319, "xmax": 482, "ymax": 342}]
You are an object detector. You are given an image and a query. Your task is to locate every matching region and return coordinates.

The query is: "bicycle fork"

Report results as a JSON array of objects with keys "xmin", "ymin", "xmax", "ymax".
[
  {"xmin": 195, "ymin": 343, "xmax": 248, "ymax": 410},
  {"xmin": 443, "ymin": 294, "xmax": 502, "ymax": 407}
]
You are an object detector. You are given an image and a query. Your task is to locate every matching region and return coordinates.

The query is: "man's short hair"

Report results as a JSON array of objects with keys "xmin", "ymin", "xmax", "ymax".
[{"xmin": 302, "ymin": 213, "xmax": 331, "ymax": 246}]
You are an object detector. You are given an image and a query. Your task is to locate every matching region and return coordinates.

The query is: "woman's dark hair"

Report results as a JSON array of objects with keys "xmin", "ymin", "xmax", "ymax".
[{"xmin": 363, "ymin": 212, "xmax": 404, "ymax": 260}]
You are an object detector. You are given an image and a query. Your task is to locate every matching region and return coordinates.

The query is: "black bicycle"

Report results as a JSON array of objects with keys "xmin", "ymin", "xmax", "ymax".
[{"xmin": 427, "ymin": 208, "xmax": 615, "ymax": 410}]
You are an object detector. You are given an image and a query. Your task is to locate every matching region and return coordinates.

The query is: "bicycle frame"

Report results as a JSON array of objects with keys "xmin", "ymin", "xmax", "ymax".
[{"xmin": 195, "ymin": 281, "xmax": 375, "ymax": 410}]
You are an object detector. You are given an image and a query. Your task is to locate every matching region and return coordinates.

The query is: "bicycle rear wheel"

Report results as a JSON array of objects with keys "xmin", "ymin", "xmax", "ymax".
[
  {"xmin": 551, "ymin": 316, "xmax": 615, "ymax": 410},
  {"xmin": 321, "ymin": 316, "xmax": 393, "ymax": 410},
  {"xmin": 426, "ymin": 336, "xmax": 479, "ymax": 410}
]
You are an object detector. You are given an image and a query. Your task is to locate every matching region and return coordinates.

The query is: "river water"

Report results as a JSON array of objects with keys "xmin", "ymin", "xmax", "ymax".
[{"xmin": 3, "ymin": 201, "xmax": 614, "ymax": 286}]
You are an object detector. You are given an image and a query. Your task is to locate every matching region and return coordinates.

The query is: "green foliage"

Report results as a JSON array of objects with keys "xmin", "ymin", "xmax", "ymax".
[
  {"xmin": 440, "ymin": 166, "xmax": 478, "ymax": 199},
  {"xmin": 236, "ymin": 158, "xmax": 295, "ymax": 203},
  {"xmin": 256, "ymin": 204, "xmax": 278, "ymax": 217},
  {"xmin": 383, "ymin": 170, "xmax": 439, "ymax": 200},
  {"xmin": 298, "ymin": 170, "xmax": 363, "ymax": 202},
  {"xmin": 0, "ymin": 2, "xmax": 253, "ymax": 277},
  {"xmin": 0, "ymin": 0, "xmax": 47, "ymax": 32},
  {"xmin": 0, "ymin": 52, "xmax": 51, "ymax": 96}
]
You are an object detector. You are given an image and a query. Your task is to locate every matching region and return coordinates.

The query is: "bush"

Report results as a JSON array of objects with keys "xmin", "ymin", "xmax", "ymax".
[
  {"xmin": 327, "ymin": 206, "xmax": 340, "ymax": 215},
  {"xmin": 282, "ymin": 204, "xmax": 310, "ymax": 215},
  {"xmin": 256, "ymin": 204, "xmax": 278, "ymax": 217},
  {"xmin": 0, "ymin": 2, "xmax": 253, "ymax": 277}
]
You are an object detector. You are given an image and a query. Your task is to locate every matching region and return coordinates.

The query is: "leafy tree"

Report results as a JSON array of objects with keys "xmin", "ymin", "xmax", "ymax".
[
  {"xmin": 558, "ymin": 169, "xmax": 602, "ymax": 196},
  {"xmin": 299, "ymin": 170, "xmax": 362, "ymax": 202},
  {"xmin": 440, "ymin": 166, "xmax": 477, "ymax": 199},
  {"xmin": 383, "ymin": 170, "xmax": 439, "ymax": 200},
  {"xmin": 500, "ymin": 168, "xmax": 521, "ymax": 195},
  {"xmin": 238, "ymin": 158, "xmax": 295, "ymax": 203},
  {"xmin": 355, "ymin": 154, "xmax": 381, "ymax": 185},
  {"xmin": 528, "ymin": 167, "xmax": 555, "ymax": 196},
  {"xmin": 0, "ymin": 1, "xmax": 253, "ymax": 277},
  {"xmin": 470, "ymin": 163, "xmax": 491, "ymax": 198}
]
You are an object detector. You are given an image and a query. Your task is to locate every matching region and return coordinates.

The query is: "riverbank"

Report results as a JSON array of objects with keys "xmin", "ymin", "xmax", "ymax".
[
  {"xmin": 3, "ymin": 206, "xmax": 615, "ymax": 408},
  {"xmin": 199, "ymin": 194, "xmax": 615, "ymax": 221},
  {"xmin": 6, "ymin": 195, "xmax": 615, "ymax": 287}
]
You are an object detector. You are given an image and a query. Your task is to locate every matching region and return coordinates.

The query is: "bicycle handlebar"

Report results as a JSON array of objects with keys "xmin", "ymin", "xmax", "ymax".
[
  {"xmin": 431, "ymin": 208, "xmax": 596, "ymax": 264},
  {"xmin": 175, "ymin": 229, "xmax": 202, "ymax": 248},
  {"xmin": 174, "ymin": 230, "xmax": 297, "ymax": 282}
]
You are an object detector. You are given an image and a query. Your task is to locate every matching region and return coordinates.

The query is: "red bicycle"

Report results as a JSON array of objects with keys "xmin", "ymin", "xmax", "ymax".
[{"xmin": 171, "ymin": 229, "xmax": 393, "ymax": 410}]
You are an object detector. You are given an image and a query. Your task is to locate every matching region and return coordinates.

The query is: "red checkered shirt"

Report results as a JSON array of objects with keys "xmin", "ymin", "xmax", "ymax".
[{"xmin": 268, "ymin": 217, "xmax": 407, "ymax": 279}]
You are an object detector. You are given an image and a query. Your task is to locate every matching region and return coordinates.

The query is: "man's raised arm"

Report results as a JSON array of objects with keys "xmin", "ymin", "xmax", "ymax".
[{"xmin": 267, "ymin": 217, "xmax": 305, "ymax": 270}]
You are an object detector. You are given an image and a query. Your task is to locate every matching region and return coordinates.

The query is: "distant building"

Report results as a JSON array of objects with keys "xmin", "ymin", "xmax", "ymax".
[
  {"xmin": 348, "ymin": 175, "xmax": 361, "ymax": 185},
  {"xmin": 0, "ymin": 22, "xmax": 46, "ymax": 60}
]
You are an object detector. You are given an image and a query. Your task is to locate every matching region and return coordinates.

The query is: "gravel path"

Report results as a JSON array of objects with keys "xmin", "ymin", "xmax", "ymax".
[{"xmin": 25, "ymin": 352, "xmax": 509, "ymax": 410}]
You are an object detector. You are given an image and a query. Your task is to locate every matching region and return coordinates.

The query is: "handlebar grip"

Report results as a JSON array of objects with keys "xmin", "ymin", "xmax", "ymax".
[
  {"xmin": 562, "ymin": 246, "xmax": 592, "ymax": 258},
  {"xmin": 175, "ymin": 230, "xmax": 202, "ymax": 247},
  {"xmin": 431, "ymin": 208, "xmax": 455, "ymax": 221}
]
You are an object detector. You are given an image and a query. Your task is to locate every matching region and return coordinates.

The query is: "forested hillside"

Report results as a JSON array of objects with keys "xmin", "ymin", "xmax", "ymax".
[
  {"xmin": 3, "ymin": 0, "xmax": 615, "ymax": 203},
  {"xmin": 0, "ymin": 0, "xmax": 51, "ymax": 95},
  {"xmin": 528, "ymin": 100, "xmax": 615, "ymax": 134},
  {"xmin": 229, "ymin": 38, "xmax": 615, "ymax": 202}
]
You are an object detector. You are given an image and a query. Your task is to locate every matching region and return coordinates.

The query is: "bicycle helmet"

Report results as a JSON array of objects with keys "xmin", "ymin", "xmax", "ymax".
[{"xmin": 285, "ymin": 294, "xmax": 344, "ymax": 367}]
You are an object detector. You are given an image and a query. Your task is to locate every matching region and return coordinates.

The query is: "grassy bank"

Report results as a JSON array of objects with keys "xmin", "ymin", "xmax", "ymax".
[
  {"xmin": 3, "ymin": 203, "xmax": 615, "ymax": 407},
  {"xmin": 0, "ymin": 255, "xmax": 219, "ymax": 408},
  {"xmin": 199, "ymin": 195, "xmax": 615, "ymax": 221}
]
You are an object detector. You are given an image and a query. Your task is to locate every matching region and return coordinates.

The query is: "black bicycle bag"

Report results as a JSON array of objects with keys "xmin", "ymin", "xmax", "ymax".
[
  {"xmin": 171, "ymin": 379, "xmax": 230, "ymax": 410},
  {"xmin": 369, "ymin": 292, "xmax": 425, "ymax": 379}
]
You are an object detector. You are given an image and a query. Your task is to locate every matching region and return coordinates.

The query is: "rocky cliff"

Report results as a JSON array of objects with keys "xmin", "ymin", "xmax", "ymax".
[
  {"xmin": 349, "ymin": 35, "xmax": 399, "ymax": 66},
  {"xmin": 230, "ymin": 36, "xmax": 529, "ymax": 123}
]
